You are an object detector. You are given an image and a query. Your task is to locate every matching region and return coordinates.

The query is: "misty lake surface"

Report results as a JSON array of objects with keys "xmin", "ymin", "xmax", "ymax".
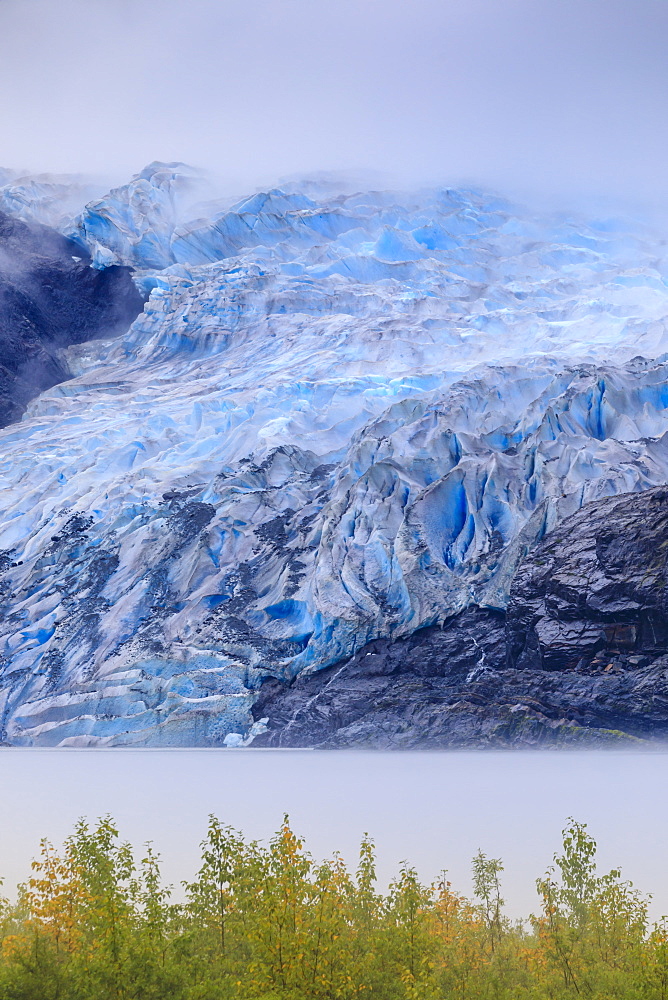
[{"xmin": 1, "ymin": 749, "xmax": 667, "ymax": 920}]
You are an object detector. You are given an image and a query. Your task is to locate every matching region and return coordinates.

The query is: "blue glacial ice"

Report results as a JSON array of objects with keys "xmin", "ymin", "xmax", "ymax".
[
  {"xmin": 0, "ymin": 171, "xmax": 106, "ymax": 232},
  {"xmin": 67, "ymin": 161, "xmax": 207, "ymax": 269},
  {"xmin": 1, "ymin": 167, "xmax": 668, "ymax": 744}
]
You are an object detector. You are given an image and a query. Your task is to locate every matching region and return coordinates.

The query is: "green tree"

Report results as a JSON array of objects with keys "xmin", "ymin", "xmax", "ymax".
[
  {"xmin": 471, "ymin": 849, "xmax": 505, "ymax": 955},
  {"xmin": 535, "ymin": 818, "xmax": 648, "ymax": 998}
]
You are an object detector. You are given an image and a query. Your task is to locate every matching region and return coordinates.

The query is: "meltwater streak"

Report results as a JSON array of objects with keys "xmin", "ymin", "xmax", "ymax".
[{"xmin": 1, "ymin": 750, "xmax": 667, "ymax": 920}]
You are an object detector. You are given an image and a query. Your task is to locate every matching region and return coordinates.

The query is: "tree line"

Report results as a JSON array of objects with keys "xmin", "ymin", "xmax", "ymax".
[{"xmin": 0, "ymin": 814, "xmax": 666, "ymax": 999}]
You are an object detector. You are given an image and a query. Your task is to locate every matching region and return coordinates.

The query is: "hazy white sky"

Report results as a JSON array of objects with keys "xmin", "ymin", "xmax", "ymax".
[{"xmin": 1, "ymin": 0, "xmax": 667, "ymax": 203}]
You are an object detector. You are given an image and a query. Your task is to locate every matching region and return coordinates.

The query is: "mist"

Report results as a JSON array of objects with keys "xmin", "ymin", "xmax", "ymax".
[{"xmin": 1, "ymin": 0, "xmax": 667, "ymax": 208}]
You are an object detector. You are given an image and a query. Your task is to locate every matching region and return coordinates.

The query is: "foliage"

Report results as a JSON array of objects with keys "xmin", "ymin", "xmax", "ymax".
[{"xmin": 0, "ymin": 815, "xmax": 664, "ymax": 999}]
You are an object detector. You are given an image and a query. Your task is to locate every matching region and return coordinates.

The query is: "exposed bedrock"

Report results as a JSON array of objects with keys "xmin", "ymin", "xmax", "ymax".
[
  {"xmin": 0, "ymin": 211, "xmax": 145, "ymax": 427},
  {"xmin": 252, "ymin": 486, "xmax": 668, "ymax": 746}
]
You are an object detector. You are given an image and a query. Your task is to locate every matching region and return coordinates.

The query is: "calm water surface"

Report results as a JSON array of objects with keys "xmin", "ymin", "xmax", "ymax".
[{"xmin": 1, "ymin": 749, "xmax": 667, "ymax": 919}]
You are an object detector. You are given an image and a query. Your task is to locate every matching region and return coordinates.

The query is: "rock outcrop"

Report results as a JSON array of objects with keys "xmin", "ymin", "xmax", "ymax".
[{"xmin": 0, "ymin": 211, "xmax": 145, "ymax": 427}]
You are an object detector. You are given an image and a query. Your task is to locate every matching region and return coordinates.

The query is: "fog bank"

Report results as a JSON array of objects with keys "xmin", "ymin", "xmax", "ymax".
[{"xmin": 1, "ymin": 0, "xmax": 667, "ymax": 208}]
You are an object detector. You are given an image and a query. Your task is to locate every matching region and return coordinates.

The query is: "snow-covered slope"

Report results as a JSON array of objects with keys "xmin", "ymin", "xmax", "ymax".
[{"xmin": 1, "ymin": 167, "xmax": 668, "ymax": 745}]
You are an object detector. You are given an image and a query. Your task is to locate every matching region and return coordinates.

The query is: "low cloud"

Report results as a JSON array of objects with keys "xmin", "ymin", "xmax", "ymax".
[{"xmin": 1, "ymin": 0, "xmax": 666, "ymax": 209}]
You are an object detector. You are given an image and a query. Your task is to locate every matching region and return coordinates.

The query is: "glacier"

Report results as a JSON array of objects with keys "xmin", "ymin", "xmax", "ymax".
[
  {"xmin": 0, "ymin": 170, "xmax": 106, "ymax": 233},
  {"xmin": 1, "ymin": 165, "xmax": 668, "ymax": 745}
]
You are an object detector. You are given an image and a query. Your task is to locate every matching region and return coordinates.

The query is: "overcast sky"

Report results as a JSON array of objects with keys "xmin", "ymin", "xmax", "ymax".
[{"xmin": 1, "ymin": 0, "xmax": 667, "ymax": 204}]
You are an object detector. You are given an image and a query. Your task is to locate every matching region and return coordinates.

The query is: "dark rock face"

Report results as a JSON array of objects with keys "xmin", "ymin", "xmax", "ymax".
[
  {"xmin": 252, "ymin": 487, "xmax": 668, "ymax": 747},
  {"xmin": 0, "ymin": 211, "xmax": 145, "ymax": 427},
  {"xmin": 507, "ymin": 487, "xmax": 668, "ymax": 672}
]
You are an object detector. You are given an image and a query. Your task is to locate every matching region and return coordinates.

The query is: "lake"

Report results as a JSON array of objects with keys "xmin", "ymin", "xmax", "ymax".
[{"xmin": 1, "ymin": 749, "xmax": 667, "ymax": 920}]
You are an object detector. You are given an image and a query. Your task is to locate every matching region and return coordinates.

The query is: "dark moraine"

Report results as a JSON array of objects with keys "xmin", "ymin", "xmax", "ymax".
[
  {"xmin": 252, "ymin": 486, "xmax": 668, "ymax": 747},
  {"xmin": 0, "ymin": 210, "xmax": 145, "ymax": 427}
]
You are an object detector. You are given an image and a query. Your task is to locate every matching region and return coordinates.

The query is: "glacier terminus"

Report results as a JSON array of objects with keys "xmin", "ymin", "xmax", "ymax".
[{"xmin": 2, "ymin": 163, "xmax": 668, "ymax": 746}]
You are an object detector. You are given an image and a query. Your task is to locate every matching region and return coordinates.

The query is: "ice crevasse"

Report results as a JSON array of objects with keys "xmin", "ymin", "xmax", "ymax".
[{"xmin": 1, "ymin": 162, "xmax": 668, "ymax": 744}]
